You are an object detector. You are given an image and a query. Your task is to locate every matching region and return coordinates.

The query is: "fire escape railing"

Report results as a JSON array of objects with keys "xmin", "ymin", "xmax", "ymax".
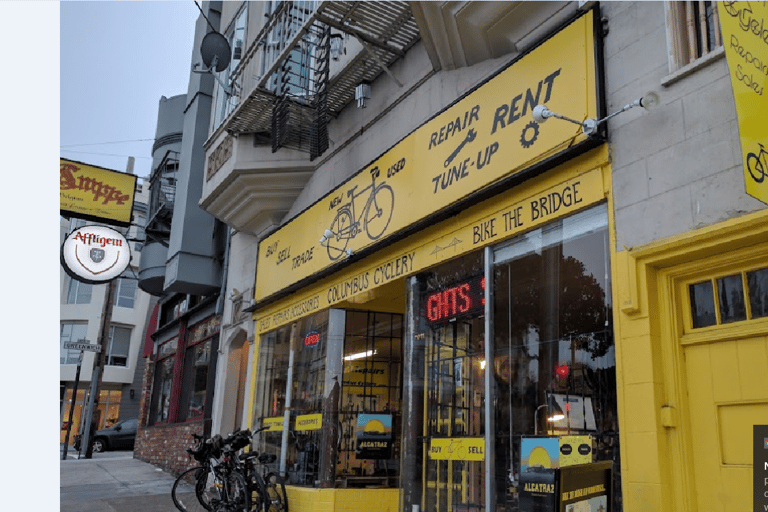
[{"xmin": 216, "ymin": 1, "xmax": 420, "ymax": 160}]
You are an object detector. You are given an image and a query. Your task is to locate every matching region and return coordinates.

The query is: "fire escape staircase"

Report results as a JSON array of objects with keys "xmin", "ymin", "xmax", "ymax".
[{"xmin": 216, "ymin": 1, "xmax": 421, "ymax": 161}]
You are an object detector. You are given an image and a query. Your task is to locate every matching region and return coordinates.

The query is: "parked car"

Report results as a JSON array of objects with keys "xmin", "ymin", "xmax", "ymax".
[{"xmin": 74, "ymin": 418, "xmax": 138, "ymax": 452}]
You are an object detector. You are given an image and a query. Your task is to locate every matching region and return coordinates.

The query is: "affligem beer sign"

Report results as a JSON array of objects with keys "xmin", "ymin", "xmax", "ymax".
[
  {"xmin": 256, "ymin": 10, "xmax": 598, "ymax": 303},
  {"xmin": 61, "ymin": 225, "xmax": 131, "ymax": 284}
]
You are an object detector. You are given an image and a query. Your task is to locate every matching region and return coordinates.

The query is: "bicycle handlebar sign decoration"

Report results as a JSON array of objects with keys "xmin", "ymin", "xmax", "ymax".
[
  {"xmin": 255, "ymin": 11, "xmax": 600, "ymax": 304},
  {"xmin": 720, "ymin": 1, "xmax": 768, "ymax": 205}
]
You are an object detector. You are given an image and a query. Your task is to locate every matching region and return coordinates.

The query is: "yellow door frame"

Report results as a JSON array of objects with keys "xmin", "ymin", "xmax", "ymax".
[{"xmin": 613, "ymin": 208, "xmax": 768, "ymax": 512}]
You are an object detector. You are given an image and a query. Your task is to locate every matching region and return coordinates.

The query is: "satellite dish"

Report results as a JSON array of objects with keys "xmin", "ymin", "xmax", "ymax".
[{"xmin": 200, "ymin": 31, "xmax": 231, "ymax": 72}]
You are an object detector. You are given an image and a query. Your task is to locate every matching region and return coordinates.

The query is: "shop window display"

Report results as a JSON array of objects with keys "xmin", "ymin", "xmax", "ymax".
[
  {"xmin": 149, "ymin": 337, "xmax": 177, "ymax": 424},
  {"xmin": 338, "ymin": 311, "xmax": 402, "ymax": 487},
  {"xmin": 492, "ymin": 204, "xmax": 620, "ymax": 511},
  {"xmin": 414, "ymin": 250, "xmax": 486, "ymax": 512},
  {"xmin": 252, "ymin": 309, "xmax": 403, "ymax": 488}
]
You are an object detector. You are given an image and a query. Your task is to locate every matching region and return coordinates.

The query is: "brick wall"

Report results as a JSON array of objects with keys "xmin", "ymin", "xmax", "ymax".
[
  {"xmin": 134, "ymin": 420, "xmax": 206, "ymax": 475},
  {"xmin": 134, "ymin": 353, "xmax": 207, "ymax": 475}
]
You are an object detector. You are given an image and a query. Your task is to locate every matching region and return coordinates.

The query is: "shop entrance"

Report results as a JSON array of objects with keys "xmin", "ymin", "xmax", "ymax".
[
  {"xmin": 416, "ymin": 252, "xmax": 487, "ymax": 512},
  {"xmin": 667, "ymin": 251, "xmax": 768, "ymax": 511},
  {"xmin": 423, "ymin": 316, "xmax": 486, "ymax": 512}
]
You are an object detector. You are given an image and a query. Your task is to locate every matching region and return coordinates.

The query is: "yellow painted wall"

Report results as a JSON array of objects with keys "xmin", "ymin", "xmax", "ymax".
[
  {"xmin": 611, "ymin": 208, "xmax": 768, "ymax": 512},
  {"xmin": 286, "ymin": 486, "xmax": 400, "ymax": 512}
]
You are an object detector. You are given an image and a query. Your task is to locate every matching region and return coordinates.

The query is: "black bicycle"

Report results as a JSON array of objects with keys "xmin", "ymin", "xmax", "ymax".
[
  {"xmin": 172, "ymin": 428, "xmax": 287, "ymax": 512},
  {"xmin": 237, "ymin": 427, "xmax": 288, "ymax": 512},
  {"xmin": 171, "ymin": 433, "xmax": 251, "ymax": 512}
]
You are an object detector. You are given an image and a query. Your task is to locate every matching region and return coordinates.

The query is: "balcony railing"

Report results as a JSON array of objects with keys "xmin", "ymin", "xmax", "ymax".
[{"xmin": 215, "ymin": 1, "xmax": 421, "ymax": 159}]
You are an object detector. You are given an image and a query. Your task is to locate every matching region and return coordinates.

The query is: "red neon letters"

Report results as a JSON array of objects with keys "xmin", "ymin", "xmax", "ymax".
[{"xmin": 425, "ymin": 276, "xmax": 485, "ymax": 324}]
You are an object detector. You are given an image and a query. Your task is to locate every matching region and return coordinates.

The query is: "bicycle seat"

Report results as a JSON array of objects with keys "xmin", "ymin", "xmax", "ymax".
[
  {"xmin": 239, "ymin": 451, "xmax": 258, "ymax": 461},
  {"xmin": 259, "ymin": 453, "xmax": 277, "ymax": 464}
]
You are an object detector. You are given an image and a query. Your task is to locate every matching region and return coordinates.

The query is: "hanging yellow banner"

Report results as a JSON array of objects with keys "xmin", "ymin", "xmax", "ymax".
[
  {"xmin": 719, "ymin": 1, "xmax": 768, "ymax": 205},
  {"xmin": 255, "ymin": 11, "xmax": 598, "ymax": 303}
]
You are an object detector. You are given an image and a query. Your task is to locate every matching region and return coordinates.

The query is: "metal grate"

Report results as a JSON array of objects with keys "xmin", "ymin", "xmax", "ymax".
[{"xmin": 219, "ymin": 1, "xmax": 421, "ymax": 159}]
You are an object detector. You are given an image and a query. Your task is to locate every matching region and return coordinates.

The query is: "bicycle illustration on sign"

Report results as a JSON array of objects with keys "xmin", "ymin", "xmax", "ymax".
[
  {"xmin": 321, "ymin": 166, "xmax": 395, "ymax": 261},
  {"xmin": 747, "ymin": 142, "xmax": 767, "ymax": 184}
]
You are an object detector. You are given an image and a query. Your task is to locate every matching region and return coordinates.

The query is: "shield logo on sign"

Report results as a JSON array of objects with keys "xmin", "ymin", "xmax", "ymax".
[{"xmin": 90, "ymin": 248, "xmax": 105, "ymax": 263}]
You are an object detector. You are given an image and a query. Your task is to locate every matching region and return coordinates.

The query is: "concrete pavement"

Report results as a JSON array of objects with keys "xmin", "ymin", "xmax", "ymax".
[{"xmin": 60, "ymin": 448, "xmax": 185, "ymax": 512}]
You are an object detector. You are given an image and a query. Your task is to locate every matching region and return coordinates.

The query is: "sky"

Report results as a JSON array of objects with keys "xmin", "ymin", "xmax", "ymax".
[
  {"xmin": 60, "ymin": 1, "xmax": 200, "ymax": 182},
  {"xmin": 1, "ymin": 1, "xmax": 200, "ymax": 502}
]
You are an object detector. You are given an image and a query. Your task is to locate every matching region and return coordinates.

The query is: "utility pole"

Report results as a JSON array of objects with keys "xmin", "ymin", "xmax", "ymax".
[
  {"xmin": 61, "ymin": 350, "xmax": 84, "ymax": 460},
  {"xmin": 82, "ymin": 276, "xmax": 116, "ymax": 458}
]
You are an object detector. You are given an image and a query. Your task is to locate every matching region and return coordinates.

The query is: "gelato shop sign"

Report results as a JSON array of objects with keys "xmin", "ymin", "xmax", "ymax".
[{"xmin": 61, "ymin": 225, "xmax": 131, "ymax": 284}]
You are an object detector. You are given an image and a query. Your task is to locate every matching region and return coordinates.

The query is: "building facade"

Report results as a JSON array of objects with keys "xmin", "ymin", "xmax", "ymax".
[
  {"xmin": 60, "ymin": 179, "xmax": 152, "ymax": 447},
  {"xmin": 133, "ymin": 3, "xmax": 228, "ymax": 475},
  {"xmin": 155, "ymin": 1, "xmax": 765, "ymax": 511}
]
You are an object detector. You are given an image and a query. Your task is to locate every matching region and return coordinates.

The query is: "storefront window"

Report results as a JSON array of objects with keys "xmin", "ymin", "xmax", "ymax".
[
  {"xmin": 150, "ymin": 337, "xmax": 177, "ymax": 424},
  {"xmin": 414, "ymin": 250, "xmax": 486, "ymax": 512},
  {"xmin": 178, "ymin": 317, "xmax": 220, "ymax": 422},
  {"xmin": 253, "ymin": 308, "xmax": 404, "ymax": 489},
  {"xmin": 492, "ymin": 204, "xmax": 620, "ymax": 511},
  {"xmin": 287, "ymin": 310, "xmax": 330, "ymax": 486},
  {"xmin": 339, "ymin": 311, "xmax": 402, "ymax": 487},
  {"xmin": 180, "ymin": 338, "xmax": 213, "ymax": 421}
]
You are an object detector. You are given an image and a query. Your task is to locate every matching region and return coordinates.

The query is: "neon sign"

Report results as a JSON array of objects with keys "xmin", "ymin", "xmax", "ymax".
[
  {"xmin": 304, "ymin": 331, "xmax": 321, "ymax": 347},
  {"xmin": 425, "ymin": 275, "xmax": 485, "ymax": 324}
]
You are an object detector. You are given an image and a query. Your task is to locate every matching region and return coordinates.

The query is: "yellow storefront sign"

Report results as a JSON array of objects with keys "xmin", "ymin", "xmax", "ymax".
[
  {"xmin": 60, "ymin": 158, "xmax": 137, "ymax": 227},
  {"xmin": 255, "ymin": 11, "xmax": 598, "ymax": 303},
  {"xmin": 343, "ymin": 360, "xmax": 389, "ymax": 394},
  {"xmin": 262, "ymin": 416, "xmax": 285, "ymax": 431},
  {"xmin": 719, "ymin": 1, "xmax": 768, "ymax": 205},
  {"xmin": 295, "ymin": 413, "xmax": 323, "ymax": 431},
  {"xmin": 429, "ymin": 438, "xmax": 485, "ymax": 461},
  {"xmin": 255, "ymin": 149, "xmax": 607, "ymax": 336}
]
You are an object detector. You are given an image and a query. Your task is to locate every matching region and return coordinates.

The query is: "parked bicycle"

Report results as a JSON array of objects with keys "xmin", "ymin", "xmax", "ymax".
[
  {"xmin": 237, "ymin": 427, "xmax": 288, "ymax": 512},
  {"xmin": 171, "ymin": 427, "xmax": 287, "ymax": 512},
  {"xmin": 171, "ymin": 431, "xmax": 250, "ymax": 512}
]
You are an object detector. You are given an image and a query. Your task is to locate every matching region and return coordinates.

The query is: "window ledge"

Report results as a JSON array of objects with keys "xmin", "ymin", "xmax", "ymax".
[{"xmin": 661, "ymin": 46, "xmax": 725, "ymax": 87}]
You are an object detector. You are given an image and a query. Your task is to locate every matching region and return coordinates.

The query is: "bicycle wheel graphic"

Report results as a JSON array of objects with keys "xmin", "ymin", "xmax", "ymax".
[
  {"xmin": 365, "ymin": 184, "xmax": 394, "ymax": 240},
  {"xmin": 747, "ymin": 152, "xmax": 765, "ymax": 183},
  {"xmin": 327, "ymin": 209, "xmax": 353, "ymax": 260}
]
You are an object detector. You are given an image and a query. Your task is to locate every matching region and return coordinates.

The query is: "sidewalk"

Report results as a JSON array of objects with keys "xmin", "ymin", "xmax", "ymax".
[{"xmin": 60, "ymin": 449, "xmax": 183, "ymax": 512}]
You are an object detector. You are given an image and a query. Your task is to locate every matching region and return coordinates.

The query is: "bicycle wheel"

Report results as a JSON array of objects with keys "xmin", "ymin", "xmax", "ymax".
[
  {"xmin": 747, "ymin": 152, "xmax": 765, "ymax": 183},
  {"xmin": 263, "ymin": 472, "xmax": 288, "ymax": 512},
  {"xmin": 364, "ymin": 184, "xmax": 394, "ymax": 240},
  {"xmin": 172, "ymin": 467, "xmax": 213, "ymax": 512},
  {"xmin": 223, "ymin": 471, "xmax": 251, "ymax": 512},
  {"xmin": 327, "ymin": 209, "xmax": 353, "ymax": 260},
  {"xmin": 196, "ymin": 466, "xmax": 221, "ymax": 511}
]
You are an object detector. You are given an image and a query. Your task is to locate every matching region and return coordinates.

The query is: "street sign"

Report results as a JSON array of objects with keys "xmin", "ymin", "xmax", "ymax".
[{"xmin": 64, "ymin": 342, "xmax": 102, "ymax": 353}]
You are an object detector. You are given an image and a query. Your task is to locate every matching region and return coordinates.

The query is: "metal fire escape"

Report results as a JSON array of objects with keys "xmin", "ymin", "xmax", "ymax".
[{"xmin": 218, "ymin": 1, "xmax": 421, "ymax": 160}]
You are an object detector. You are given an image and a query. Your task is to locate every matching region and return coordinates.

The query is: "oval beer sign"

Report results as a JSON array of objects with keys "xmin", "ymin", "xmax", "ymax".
[{"xmin": 61, "ymin": 225, "xmax": 131, "ymax": 284}]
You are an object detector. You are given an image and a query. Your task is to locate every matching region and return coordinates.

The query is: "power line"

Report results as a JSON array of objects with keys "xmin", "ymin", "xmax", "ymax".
[
  {"xmin": 60, "ymin": 139, "xmax": 155, "ymax": 148},
  {"xmin": 60, "ymin": 150, "xmax": 151, "ymax": 159}
]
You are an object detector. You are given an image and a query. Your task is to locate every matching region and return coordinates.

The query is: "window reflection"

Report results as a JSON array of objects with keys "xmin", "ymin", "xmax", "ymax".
[
  {"xmin": 492, "ymin": 204, "xmax": 620, "ymax": 511},
  {"xmin": 690, "ymin": 280, "xmax": 716, "ymax": 328},
  {"xmin": 748, "ymin": 267, "xmax": 768, "ymax": 319},
  {"xmin": 717, "ymin": 274, "xmax": 746, "ymax": 324}
]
